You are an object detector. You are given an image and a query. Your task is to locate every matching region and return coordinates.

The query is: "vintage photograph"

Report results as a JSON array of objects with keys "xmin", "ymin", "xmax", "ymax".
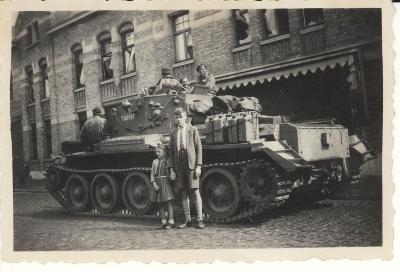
[{"xmin": 4, "ymin": 3, "xmax": 391, "ymax": 262}]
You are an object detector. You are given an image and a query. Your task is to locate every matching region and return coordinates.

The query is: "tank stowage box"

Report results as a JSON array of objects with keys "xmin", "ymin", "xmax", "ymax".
[
  {"xmin": 227, "ymin": 114, "xmax": 238, "ymax": 143},
  {"xmin": 278, "ymin": 123, "xmax": 350, "ymax": 161},
  {"xmin": 213, "ymin": 114, "xmax": 226, "ymax": 144},
  {"xmin": 237, "ymin": 112, "xmax": 259, "ymax": 143}
]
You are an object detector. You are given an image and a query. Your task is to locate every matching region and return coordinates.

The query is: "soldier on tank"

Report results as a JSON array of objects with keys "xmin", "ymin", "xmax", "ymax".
[
  {"xmin": 80, "ymin": 106, "xmax": 107, "ymax": 150},
  {"xmin": 169, "ymin": 108, "xmax": 205, "ymax": 229},
  {"xmin": 180, "ymin": 77, "xmax": 194, "ymax": 94},
  {"xmin": 194, "ymin": 64, "xmax": 217, "ymax": 96},
  {"xmin": 154, "ymin": 67, "xmax": 184, "ymax": 94}
]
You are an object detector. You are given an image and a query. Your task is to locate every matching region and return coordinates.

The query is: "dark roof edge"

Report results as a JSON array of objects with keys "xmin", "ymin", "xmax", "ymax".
[{"xmin": 47, "ymin": 11, "xmax": 99, "ymax": 36}]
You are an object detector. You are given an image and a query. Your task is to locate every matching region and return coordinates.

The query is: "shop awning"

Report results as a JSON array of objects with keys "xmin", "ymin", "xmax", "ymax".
[{"xmin": 216, "ymin": 52, "xmax": 358, "ymax": 91}]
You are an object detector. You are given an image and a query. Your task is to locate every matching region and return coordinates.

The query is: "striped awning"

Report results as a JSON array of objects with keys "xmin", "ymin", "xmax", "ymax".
[{"xmin": 216, "ymin": 53, "xmax": 357, "ymax": 91}]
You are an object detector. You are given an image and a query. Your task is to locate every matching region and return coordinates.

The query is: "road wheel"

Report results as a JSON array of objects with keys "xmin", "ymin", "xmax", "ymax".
[
  {"xmin": 90, "ymin": 173, "xmax": 120, "ymax": 213},
  {"xmin": 200, "ymin": 168, "xmax": 240, "ymax": 220},
  {"xmin": 121, "ymin": 172, "xmax": 152, "ymax": 215},
  {"xmin": 240, "ymin": 161, "xmax": 284, "ymax": 208},
  {"xmin": 46, "ymin": 167, "xmax": 64, "ymax": 189},
  {"xmin": 66, "ymin": 174, "xmax": 90, "ymax": 212}
]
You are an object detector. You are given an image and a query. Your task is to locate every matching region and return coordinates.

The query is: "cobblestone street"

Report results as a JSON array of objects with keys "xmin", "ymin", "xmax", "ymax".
[{"xmin": 13, "ymin": 190, "xmax": 382, "ymax": 251}]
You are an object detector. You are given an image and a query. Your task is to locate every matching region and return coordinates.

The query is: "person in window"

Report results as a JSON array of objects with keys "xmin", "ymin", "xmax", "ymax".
[
  {"xmin": 194, "ymin": 64, "xmax": 217, "ymax": 96},
  {"xmin": 154, "ymin": 67, "xmax": 184, "ymax": 95},
  {"xmin": 80, "ymin": 106, "xmax": 108, "ymax": 150},
  {"xmin": 180, "ymin": 77, "xmax": 194, "ymax": 94}
]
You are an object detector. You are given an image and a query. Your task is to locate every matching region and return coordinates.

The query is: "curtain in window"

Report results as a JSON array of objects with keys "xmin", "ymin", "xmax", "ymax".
[
  {"xmin": 104, "ymin": 55, "xmax": 113, "ymax": 79},
  {"xmin": 175, "ymin": 33, "xmax": 187, "ymax": 62},
  {"xmin": 234, "ymin": 10, "xmax": 250, "ymax": 42},
  {"xmin": 44, "ymin": 79, "xmax": 49, "ymax": 98},
  {"xmin": 79, "ymin": 63, "xmax": 85, "ymax": 85},
  {"xmin": 123, "ymin": 31, "xmax": 135, "ymax": 73},
  {"xmin": 102, "ymin": 41, "xmax": 113, "ymax": 80},
  {"xmin": 265, "ymin": 10, "xmax": 278, "ymax": 36},
  {"xmin": 125, "ymin": 46, "xmax": 135, "ymax": 73}
]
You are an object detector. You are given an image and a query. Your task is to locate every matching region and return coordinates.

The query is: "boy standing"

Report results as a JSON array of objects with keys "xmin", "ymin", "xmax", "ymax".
[{"xmin": 169, "ymin": 108, "xmax": 205, "ymax": 229}]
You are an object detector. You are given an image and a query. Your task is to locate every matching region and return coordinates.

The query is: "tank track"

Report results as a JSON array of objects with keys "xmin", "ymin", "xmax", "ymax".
[{"xmin": 46, "ymin": 159, "xmax": 293, "ymax": 224}]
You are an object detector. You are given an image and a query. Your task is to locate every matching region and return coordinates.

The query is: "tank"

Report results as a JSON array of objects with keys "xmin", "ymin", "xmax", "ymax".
[{"xmin": 45, "ymin": 92, "xmax": 374, "ymax": 223}]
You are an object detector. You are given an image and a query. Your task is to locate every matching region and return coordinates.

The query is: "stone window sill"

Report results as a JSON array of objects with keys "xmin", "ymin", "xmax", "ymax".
[
  {"xmin": 99, "ymin": 78, "xmax": 114, "ymax": 85},
  {"xmin": 173, "ymin": 59, "xmax": 194, "ymax": 68},
  {"xmin": 26, "ymin": 41, "xmax": 40, "ymax": 50},
  {"xmin": 260, "ymin": 34, "xmax": 291, "ymax": 45},
  {"xmin": 121, "ymin": 71, "xmax": 137, "ymax": 79},
  {"xmin": 73, "ymin": 86, "xmax": 85, "ymax": 93},
  {"xmin": 300, "ymin": 24, "xmax": 325, "ymax": 35},
  {"xmin": 232, "ymin": 43, "xmax": 251, "ymax": 53}
]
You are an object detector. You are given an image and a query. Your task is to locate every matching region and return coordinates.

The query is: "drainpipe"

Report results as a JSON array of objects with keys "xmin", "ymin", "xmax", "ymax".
[{"xmin": 50, "ymin": 35, "xmax": 61, "ymax": 154}]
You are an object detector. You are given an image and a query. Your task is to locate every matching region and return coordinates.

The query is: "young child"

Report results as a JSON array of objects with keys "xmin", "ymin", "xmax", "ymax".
[{"xmin": 150, "ymin": 143, "xmax": 175, "ymax": 230}]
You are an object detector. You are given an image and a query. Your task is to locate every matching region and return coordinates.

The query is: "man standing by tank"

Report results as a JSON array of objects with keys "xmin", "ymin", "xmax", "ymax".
[
  {"xmin": 169, "ymin": 108, "xmax": 205, "ymax": 229},
  {"xmin": 80, "ymin": 106, "xmax": 107, "ymax": 150}
]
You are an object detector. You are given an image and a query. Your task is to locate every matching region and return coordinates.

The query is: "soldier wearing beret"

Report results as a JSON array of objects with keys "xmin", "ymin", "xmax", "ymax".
[
  {"xmin": 154, "ymin": 67, "xmax": 184, "ymax": 94},
  {"xmin": 80, "ymin": 106, "xmax": 107, "ymax": 150}
]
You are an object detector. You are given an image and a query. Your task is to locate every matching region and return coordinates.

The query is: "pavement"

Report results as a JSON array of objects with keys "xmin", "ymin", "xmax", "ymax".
[{"xmin": 13, "ymin": 191, "xmax": 382, "ymax": 251}]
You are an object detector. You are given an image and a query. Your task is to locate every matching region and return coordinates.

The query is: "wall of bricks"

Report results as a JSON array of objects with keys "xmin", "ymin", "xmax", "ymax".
[{"xmin": 11, "ymin": 9, "xmax": 383, "ymax": 167}]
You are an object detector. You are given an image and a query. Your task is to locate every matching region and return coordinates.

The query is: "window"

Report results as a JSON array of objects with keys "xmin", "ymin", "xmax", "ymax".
[
  {"xmin": 120, "ymin": 23, "xmax": 136, "ymax": 74},
  {"xmin": 10, "ymin": 72, "xmax": 13, "ymax": 101},
  {"xmin": 172, "ymin": 12, "xmax": 193, "ymax": 62},
  {"xmin": 25, "ymin": 66, "xmax": 34, "ymax": 104},
  {"xmin": 303, "ymin": 9, "xmax": 324, "ymax": 27},
  {"xmin": 233, "ymin": 9, "xmax": 251, "ymax": 46},
  {"xmin": 39, "ymin": 58, "xmax": 49, "ymax": 99},
  {"xmin": 30, "ymin": 123, "xmax": 38, "ymax": 160},
  {"xmin": 72, "ymin": 44, "xmax": 84, "ymax": 88},
  {"xmin": 78, "ymin": 111, "xmax": 87, "ymax": 131},
  {"xmin": 44, "ymin": 119, "xmax": 52, "ymax": 157},
  {"xmin": 263, "ymin": 9, "xmax": 289, "ymax": 37},
  {"xmin": 98, "ymin": 32, "xmax": 113, "ymax": 80},
  {"xmin": 26, "ymin": 21, "xmax": 39, "ymax": 47}
]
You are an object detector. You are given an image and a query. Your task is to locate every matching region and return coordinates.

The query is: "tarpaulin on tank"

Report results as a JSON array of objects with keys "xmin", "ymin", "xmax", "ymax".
[
  {"xmin": 186, "ymin": 95, "xmax": 214, "ymax": 114},
  {"xmin": 212, "ymin": 95, "xmax": 262, "ymax": 113}
]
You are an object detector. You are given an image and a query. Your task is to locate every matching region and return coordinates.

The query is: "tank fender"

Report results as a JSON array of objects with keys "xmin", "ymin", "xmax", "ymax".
[{"xmin": 251, "ymin": 141, "xmax": 311, "ymax": 172}]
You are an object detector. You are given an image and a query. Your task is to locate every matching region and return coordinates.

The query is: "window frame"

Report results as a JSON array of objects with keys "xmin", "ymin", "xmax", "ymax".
[
  {"xmin": 44, "ymin": 119, "xmax": 52, "ymax": 157},
  {"xmin": 30, "ymin": 123, "xmax": 38, "ymax": 160},
  {"xmin": 234, "ymin": 9, "xmax": 251, "ymax": 47},
  {"xmin": 120, "ymin": 23, "xmax": 136, "ymax": 74},
  {"xmin": 302, "ymin": 9, "xmax": 324, "ymax": 28},
  {"xmin": 98, "ymin": 32, "xmax": 113, "ymax": 81},
  {"xmin": 25, "ymin": 65, "xmax": 34, "ymax": 104},
  {"xmin": 262, "ymin": 9, "xmax": 290, "ymax": 39},
  {"xmin": 171, "ymin": 11, "xmax": 193, "ymax": 63},
  {"xmin": 78, "ymin": 111, "xmax": 87, "ymax": 131},
  {"xmin": 26, "ymin": 20, "xmax": 40, "ymax": 48},
  {"xmin": 39, "ymin": 58, "xmax": 49, "ymax": 99},
  {"xmin": 71, "ymin": 44, "xmax": 84, "ymax": 88}
]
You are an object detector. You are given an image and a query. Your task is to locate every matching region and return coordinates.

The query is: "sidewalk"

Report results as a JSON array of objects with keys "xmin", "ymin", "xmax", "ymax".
[
  {"xmin": 332, "ymin": 154, "xmax": 382, "ymax": 200},
  {"xmin": 13, "ymin": 171, "xmax": 48, "ymax": 193}
]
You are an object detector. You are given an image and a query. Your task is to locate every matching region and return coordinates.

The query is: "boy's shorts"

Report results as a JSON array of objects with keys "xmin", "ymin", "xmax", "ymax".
[{"xmin": 175, "ymin": 150, "xmax": 199, "ymax": 192}]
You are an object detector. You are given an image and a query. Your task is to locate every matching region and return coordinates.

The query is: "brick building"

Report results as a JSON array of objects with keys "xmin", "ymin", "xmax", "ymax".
[{"xmin": 10, "ymin": 9, "xmax": 382, "ymax": 172}]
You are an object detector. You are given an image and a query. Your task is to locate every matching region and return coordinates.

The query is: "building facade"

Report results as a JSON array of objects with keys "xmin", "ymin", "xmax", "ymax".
[{"xmin": 10, "ymin": 9, "xmax": 382, "ymax": 171}]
